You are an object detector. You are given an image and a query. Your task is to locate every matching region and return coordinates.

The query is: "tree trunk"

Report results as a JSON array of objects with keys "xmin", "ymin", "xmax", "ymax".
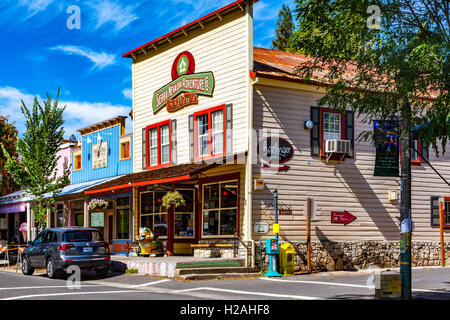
[{"xmin": 400, "ymin": 97, "xmax": 412, "ymax": 300}]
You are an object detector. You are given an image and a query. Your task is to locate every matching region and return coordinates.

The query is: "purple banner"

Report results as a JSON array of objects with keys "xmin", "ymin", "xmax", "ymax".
[{"xmin": 0, "ymin": 203, "xmax": 26, "ymax": 214}]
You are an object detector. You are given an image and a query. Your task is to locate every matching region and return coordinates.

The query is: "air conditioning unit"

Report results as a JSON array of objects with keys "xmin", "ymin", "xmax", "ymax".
[{"xmin": 325, "ymin": 139, "xmax": 351, "ymax": 154}]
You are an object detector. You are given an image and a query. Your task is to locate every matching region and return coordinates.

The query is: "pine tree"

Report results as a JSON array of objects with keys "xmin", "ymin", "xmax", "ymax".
[
  {"xmin": 2, "ymin": 88, "xmax": 70, "ymax": 229},
  {"xmin": 272, "ymin": 4, "xmax": 295, "ymax": 51}
]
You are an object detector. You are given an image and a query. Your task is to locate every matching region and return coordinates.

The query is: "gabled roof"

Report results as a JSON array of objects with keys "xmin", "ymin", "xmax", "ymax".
[{"xmin": 122, "ymin": 0, "xmax": 258, "ymax": 59}]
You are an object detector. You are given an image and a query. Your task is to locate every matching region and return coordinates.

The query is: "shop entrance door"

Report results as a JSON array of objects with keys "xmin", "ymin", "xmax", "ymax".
[{"xmin": 105, "ymin": 211, "xmax": 114, "ymax": 252}]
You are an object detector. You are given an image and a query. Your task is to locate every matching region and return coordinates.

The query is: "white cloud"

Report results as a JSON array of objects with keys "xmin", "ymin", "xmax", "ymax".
[
  {"xmin": 122, "ymin": 88, "xmax": 132, "ymax": 100},
  {"xmin": 0, "ymin": 86, "xmax": 131, "ymax": 137},
  {"xmin": 50, "ymin": 45, "xmax": 116, "ymax": 71},
  {"xmin": 87, "ymin": 0, "xmax": 139, "ymax": 31},
  {"xmin": 18, "ymin": 0, "xmax": 56, "ymax": 17}
]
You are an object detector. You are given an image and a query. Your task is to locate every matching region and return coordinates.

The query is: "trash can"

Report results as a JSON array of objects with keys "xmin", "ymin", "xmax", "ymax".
[
  {"xmin": 279, "ymin": 243, "xmax": 295, "ymax": 276},
  {"xmin": 374, "ymin": 270, "xmax": 401, "ymax": 299}
]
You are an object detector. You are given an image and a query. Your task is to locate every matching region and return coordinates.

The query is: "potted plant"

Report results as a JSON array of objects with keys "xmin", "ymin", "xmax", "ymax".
[
  {"xmin": 88, "ymin": 198, "xmax": 108, "ymax": 211},
  {"xmin": 161, "ymin": 191, "xmax": 185, "ymax": 211}
]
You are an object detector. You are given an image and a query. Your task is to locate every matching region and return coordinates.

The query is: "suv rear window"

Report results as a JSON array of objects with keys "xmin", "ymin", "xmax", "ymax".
[{"xmin": 63, "ymin": 230, "xmax": 103, "ymax": 242}]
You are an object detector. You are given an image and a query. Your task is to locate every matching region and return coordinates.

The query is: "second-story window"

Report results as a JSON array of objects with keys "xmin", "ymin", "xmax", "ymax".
[
  {"xmin": 146, "ymin": 120, "xmax": 171, "ymax": 169},
  {"xmin": 194, "ymin": 105, "xmax": 225, "ymax": 160}
]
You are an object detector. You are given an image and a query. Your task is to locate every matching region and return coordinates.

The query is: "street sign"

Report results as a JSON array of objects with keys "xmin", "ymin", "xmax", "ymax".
[{"xmin": 331, "ymin": 210, "xmax": 356, "ymax": 225}]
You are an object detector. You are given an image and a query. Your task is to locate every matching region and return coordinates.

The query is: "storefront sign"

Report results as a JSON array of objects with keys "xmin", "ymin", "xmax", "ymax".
[
  {"xmin": 258, "ymin": 137, "xmax": 294, "ymax": 171},
  {"xmin": 152, "ymin": 51, "xmax": 215, "ymax": 114},
  {"xmin": 0, "ymin": 203, "xmax": 26, "ymax": 214},
  {"xmin": 373, "ymin": 120, "xmax": 399, "ymax": 177},
  {"xmin": 90, "ymin": 211, "xmax": 104, "ymax": 227}
]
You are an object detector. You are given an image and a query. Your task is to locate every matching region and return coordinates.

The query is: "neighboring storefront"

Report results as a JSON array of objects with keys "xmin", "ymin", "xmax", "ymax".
[
  {"xmin": 0, "ymin": 191, "xmax": 33, "ymax": 244},
  {"xmin": 86, "ymin": 0, "xmax": 450, "ymax": 271},
  {"xmin": 58, "ymin": 116, "xmax": 134, "ymax": 255}
]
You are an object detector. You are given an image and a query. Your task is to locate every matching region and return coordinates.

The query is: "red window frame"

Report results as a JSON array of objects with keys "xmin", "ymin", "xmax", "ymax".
[
  {"xmin": 193, "ymin": 104, "xmax": 226, "ymax": 161},
  {"xmin": 398, "ymin": 140, "xmax": 423, "ymax": 165},
  {"xmin": 443, "ymin": 197, "xmax": 450, "ymax": 228},
  {"xmin": 146, "ymin": 120, "xmax": 171, "ymax": 169},
  {"xmin": 320, "ymin": 108, "xmax": 346, "ymax": 158}
]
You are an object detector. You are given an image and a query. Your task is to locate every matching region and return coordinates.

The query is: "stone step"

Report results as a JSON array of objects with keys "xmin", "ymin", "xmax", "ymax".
[
  {"xmin": 176, "ymin": 272, "xmax": 262, "ymax": 281},
  {"xmin": 175, "ymin": 266, "xmax": 254, "ymax": 276},
  {"xmin": 175, "ymin": 258, "xmax": 245, "ymax": 269}
]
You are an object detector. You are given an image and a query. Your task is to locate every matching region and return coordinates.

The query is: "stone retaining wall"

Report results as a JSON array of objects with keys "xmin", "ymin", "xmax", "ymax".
[{"xmin": 255, "ymin": 240, "xmax": 450, "ymax": 272}]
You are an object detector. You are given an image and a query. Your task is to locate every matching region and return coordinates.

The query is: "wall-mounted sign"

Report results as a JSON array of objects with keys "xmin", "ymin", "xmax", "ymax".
[
  {"xmin": 90, "ymin": 211, "xmax": 104, "ymax": 227},
  {"xmin": 258, "ymin": 137, "xmax": 294, "ymax": 171},
  {"xmin": 152, "ymin": 51, "xmax": 215, "ymax": 114},
  {"xmin": 331, "ymin": 210, "xmax": 356, "ymax": 225},
  {"xmin": 92, "ymin": 140, "xmax": 108, "ymax": 169},
  {"xmin": 254, "ymin": 221, "xmax": 269, "ymax": 234}
]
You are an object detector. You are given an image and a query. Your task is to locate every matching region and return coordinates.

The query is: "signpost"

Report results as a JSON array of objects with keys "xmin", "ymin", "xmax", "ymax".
[{"xmin": 331, "ymin": 210, "xmax": 356, "ymax": 225}]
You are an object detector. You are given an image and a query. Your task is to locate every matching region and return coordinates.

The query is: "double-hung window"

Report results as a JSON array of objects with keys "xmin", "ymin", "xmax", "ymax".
[
  {"xmin": 194, "ymin": 105, "xmax": 225, "ymax": 160},
  {"xmin": 146, "ymin": 120, "xmax": 171, "ymax": 169}
]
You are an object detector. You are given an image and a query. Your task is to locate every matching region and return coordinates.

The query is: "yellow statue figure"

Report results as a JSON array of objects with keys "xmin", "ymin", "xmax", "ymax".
[{"xmin": 135, "ymin": 227, "xmax": 162, "ymax": 256}]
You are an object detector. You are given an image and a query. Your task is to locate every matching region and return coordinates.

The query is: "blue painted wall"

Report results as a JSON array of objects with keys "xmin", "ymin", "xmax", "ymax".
[{"xmin": 72, "ymin": 124, "xmax": 133, "ymax": 184}]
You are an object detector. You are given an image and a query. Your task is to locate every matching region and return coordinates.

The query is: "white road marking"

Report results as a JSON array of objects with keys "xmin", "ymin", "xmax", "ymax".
[
  {"xmin": 261, "ymin": 277, "xmax": 374, "ymax": 289},
  {"xmin": 2, "ymin": 290, "xmax": 143, "ymax": 300},
  {"xmin": 127, "ymin": 279, "xmax": 171, "ymax": 288},
  {"xmin": 0, "ymin": 285, "xmax": 98, "ymax": 291},
  {"xmin": 260, "ymin": 277, "xmax": 450, "ymax": 294},
  {"xmin": 174, "ymin": 287, "xmax": 322, "ymax": 300}
]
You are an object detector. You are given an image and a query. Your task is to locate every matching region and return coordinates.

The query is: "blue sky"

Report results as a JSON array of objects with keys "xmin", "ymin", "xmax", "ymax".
[{"xmin": 0, "ymin": 0, "xmax": 295, "ymax": 138}]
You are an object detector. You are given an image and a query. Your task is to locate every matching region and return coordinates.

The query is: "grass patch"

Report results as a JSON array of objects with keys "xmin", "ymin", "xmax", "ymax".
[{"xmin": 125, "ymin": 268, "xmax": 139, "ymax": 274}]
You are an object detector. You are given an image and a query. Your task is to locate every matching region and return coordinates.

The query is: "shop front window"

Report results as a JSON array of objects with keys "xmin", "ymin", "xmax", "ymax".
[
  {"xmin": 141, "ymin": 191, "xmax": 168, "ymax": 238},
  {"xmin": 174, "ymin": 189, "xmax": 194, "ymax": 238},
  {"xmin": 202, "ymin": 180, "xmax": 238, "ymax": 236},
  {"xmin": 116, "ymin": 209, "xmax": 129, "ymax": 239},
  {"xmin": 73, "ymin": 213, "xmax": 84, "ymax": 227}
]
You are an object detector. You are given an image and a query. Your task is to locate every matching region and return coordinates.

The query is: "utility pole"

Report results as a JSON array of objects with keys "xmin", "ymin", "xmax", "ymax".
[{"xmin": 400, "ymin": 97, "xmax": 412, "ymax": 300}]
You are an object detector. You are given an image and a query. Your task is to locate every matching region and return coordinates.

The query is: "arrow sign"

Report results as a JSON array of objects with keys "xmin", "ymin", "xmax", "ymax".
[{"xmin": 331, "ymin": 211, "xmax": 356, "ymax": 225}]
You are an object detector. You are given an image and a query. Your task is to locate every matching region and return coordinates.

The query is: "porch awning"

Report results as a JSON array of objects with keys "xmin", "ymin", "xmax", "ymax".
[
  {"xmin": 84, "ymin": 162, "xmax": 221, "ymax": 195},
  {"xmin": 57, "ymin": 176, "xmax": 122, "ymax": 197}
]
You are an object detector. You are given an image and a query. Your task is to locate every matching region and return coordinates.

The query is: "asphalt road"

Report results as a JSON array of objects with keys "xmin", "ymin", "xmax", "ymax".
[{"xmin": 1, "ymin": 266, "xmax": 450, "ymax": 301}]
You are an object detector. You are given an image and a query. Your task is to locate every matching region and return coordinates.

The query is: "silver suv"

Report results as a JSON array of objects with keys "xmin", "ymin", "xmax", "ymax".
[{"xmin": 22, "ymin": 227, "xmax": 111, "ymax": 279}]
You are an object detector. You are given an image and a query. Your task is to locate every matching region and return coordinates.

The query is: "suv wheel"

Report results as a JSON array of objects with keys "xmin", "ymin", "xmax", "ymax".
[
  {"xmin": 46, "ymin": 258, "xmax": 60, "ymax": 279},
  {"xmin": 22, "ymin": 256, "xmax": 35, "ymax": 276}
]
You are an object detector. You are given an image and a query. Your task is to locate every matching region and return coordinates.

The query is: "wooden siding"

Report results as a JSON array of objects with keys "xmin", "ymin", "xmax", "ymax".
[
  {"xmin": 252, "ymin": 83, "xmax": 450, "ymax": 242},
  {"xmin": 72, "ymin": 124, "xmax": 133, "ymax": 184},
  {"xmin": 132, "ymin": 9, "xmax": 251, "ymax": 172}
]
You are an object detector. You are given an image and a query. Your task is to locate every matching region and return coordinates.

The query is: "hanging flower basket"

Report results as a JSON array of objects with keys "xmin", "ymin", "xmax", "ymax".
[
  {"xmin": 161, "ymin": 191, "xmax": 185, "ymax": 212},
  {"xmin": 88, "ymin": 198, "xmax": 108, "ymax": 211}
]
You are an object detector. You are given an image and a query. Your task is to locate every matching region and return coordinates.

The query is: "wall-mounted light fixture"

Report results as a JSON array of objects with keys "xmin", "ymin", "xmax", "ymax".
[{"xmin": 304, "ymin": 120, "xmax": 314, "ymax": 130}]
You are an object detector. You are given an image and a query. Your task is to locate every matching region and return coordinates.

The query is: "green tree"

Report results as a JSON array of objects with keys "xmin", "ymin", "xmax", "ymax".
[
  {"xmin": 291, "ymin": 0, "xmax": 448, "ymax": 299},
  {"xmin": 2, "ymin": 88, "xmax": 70, "ymax": 229},
  {"xmin": 272, "ymin": 4, "xmax": 295, "ymax": 51},
  {"xmin": 0, "ymin": 115, "xmax": 19, "ymax": 196}
]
